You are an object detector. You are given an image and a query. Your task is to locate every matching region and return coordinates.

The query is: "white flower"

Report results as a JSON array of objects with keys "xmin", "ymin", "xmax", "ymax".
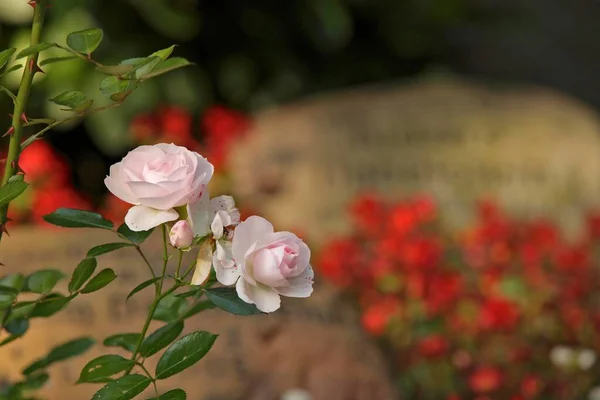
[
  {"xmin": 210, "ymin": 195, "xmax": 240, "ymax": 239},
  {"xmin": 550, "ymin": 345, "xmax": 573, "ymax": 368},
  {"xmin": 578, "ymin": 348, "xmax": 597, "ymax": 370}
]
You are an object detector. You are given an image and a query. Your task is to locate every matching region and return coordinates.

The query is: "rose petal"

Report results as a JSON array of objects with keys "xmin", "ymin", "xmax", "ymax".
[
  {"xmin": 252, "ymin": 247, "xmax": 288, "ymax": 287},
  {"xmin": 191, "ymin": 241, "xmax": 213, "ymax": 285},
  {"xmin": 276, "ymin": 265, "xmax": 314, "ymax": 298},
  {"xmin": 104, "ymin": 163, "xmax": 138, "ymax": 204},
  {"xmin": 232, "ymin": 216, "xmax": 274, "ymax": 264},
  {"xmin": 187, "ymin": 189, "xmax": 212, "ymax": 237},
  {"xmin": 124, "ymin": 205, "xmax": 178, "ymax": 231},
  {"xmin": 235, "ymin": 278, "xmax": 281, "ymax": 313}
]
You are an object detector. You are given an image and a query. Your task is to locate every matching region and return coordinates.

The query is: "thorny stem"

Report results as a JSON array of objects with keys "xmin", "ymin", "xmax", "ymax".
[{"xmin": 0, "ymin": 0, "xmax": 47, "ymax": 242}]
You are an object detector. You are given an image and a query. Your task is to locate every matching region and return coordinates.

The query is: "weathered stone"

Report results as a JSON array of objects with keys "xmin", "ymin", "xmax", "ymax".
[
  {"xmin": 229, "ymin": 78, "xmax": 600, "ymax": 241},
  {"xmin": 0, "ymin": 228, "xmax": 394, "ymax": 400}
]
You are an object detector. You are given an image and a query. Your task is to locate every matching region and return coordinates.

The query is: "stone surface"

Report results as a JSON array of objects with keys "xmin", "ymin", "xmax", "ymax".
[
  {"xmin": 229, "ymin": 78, "xmax": 600, "ymax": 241},
  {"xmin": 0, "ymin": 228, "xmax": 394, "ymax": 400}
]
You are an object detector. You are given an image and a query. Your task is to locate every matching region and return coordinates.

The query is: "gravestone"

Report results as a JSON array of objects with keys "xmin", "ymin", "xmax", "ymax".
[
  {"xmin": 229, "ymin": 78, "xmax": 600, "ymax": 241},
  {"xmin": 0, "ymin": 228, "xmax": 395, "ymax": 400}
]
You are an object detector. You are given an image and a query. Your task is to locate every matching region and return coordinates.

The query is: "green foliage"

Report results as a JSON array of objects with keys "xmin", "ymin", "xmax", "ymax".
[
  {"xmin": 181, "ymin": 301, "xmax": 215, "ymax": 320},
  {"xmin": 68, "ymin": 258, "xmax": 98, "ymax": 293},
  {"xmin": 0, "ymin": 181, "xmax": 29, "ymax": 207},
  {"xmin": 118, "ymin": 224, "xmax": 154, "ymax": 244},
  {"xmin": 23, "ymin": 337, "xmax": 95, "ymax": 375},
  {"xmin": 155, "ymin": 331, "xmax": 217, "ymax": 380},
  {"xmin": 25, "ymin": 270, "xmax": 65, "ymax": 294},
  {"xmin": 66, "ymin": 28, "xmax": 104, "ymax": 55},
  {"xmin": 78, "ymin": 355, "xmax": 136, "ymax": 384},
  {"xmin": 80, "ymin": 268, "xmax": 117, "ymax": 293},
  {"xmin": 127, "ymin": 277, "xmax": 161, "ymax": 302},
  {"xmin": 43, "ymin": 208, "xmax": 114, "ymax": 230},
  {"xmin": 92, "ymin": 374, "xmax": 152, "ymax": 400},
  {"xmin": 0, "ymin": 48, "xmax": 16, "ymax": 69},
  {"xmin": 139, "ymin": 321, "xmax": 184, "ymax": 358},
  {"xmin": 87, "ymin": 242, "xmax": 135, "ymax": 257},
  {"xmin": 49, "ymin": 90, "xmax": 93, "ymax": 112},
  {"xmin": 39, "ymin": 56, "xmax": 78, "ymax": 66},
  {"xmin": 15, "ymin": 43, "xmax": 53, "ymax": 59},
  {"xmin": 153, "ymin": 293, "xmax": 187, "ymax": 322},
  {"xmin": 99, "ymin": 76, "xmax": 139, "ymax": 102},
  {"xmin": 205, "ymin": 287, "xmax": 263, "ymax": 316},
  {"xmin": 103, "ymin": 333, "xmax": 141, "ymax": 353},
  {"xmin": 30, "ymin": 294, "xmax": 74, "ymax": 317}
]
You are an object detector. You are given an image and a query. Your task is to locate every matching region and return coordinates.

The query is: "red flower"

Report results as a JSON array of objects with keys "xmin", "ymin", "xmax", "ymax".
[
  {"xmin": 520, "ymin": 375, "xmax": 541, "ymax": 398},
  {"xmin": 157, "ymin": 106, "xmax": 195, "ymax": 147},
  {"xmin": 31, "ymin": 186, "xmax": 92, "ymax": 225},
  {"xmin": 19, "ymin": 140, "xmax": 70, "ymax": 188},
  {"xmin": 350, "ymin": 193, "xmax": 386, "ymax": 236},
  {"xmin": 130, "ymin": 114, "xmax": 158, "ymax": 143},
  {"xmin": 202, "ymin": 106, "xmax": 250, "ymax": 170},
  {"xmin": 417, "ymin": 334, "xmax": 448, "ymax": 358},
  {"xmin": 361, "ymin": 297, "xmax": 400, "ymax": 336},
  {"xmin": 478, "ymin": 297, "xmax": 520, "ymax": 331},
  {"xmin": 468, "ymin": 367, "xmax": 502, "ymax": 393},
  {"xmin": 318, "ymin": 238, "xmax": 363, "ymax": 287}
]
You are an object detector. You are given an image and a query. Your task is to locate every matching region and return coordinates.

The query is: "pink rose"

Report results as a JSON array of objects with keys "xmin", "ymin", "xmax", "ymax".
[
  {"xmin": 228, "ymin": 216, "xmax": 314, "ymax": 312},
  {"xmin": 169, "ymin": 220, "xmax": 193, "ymax": 249},
  {"xmin": 104, "ymin": 143, "xmax": 213, "ymax": 231}
]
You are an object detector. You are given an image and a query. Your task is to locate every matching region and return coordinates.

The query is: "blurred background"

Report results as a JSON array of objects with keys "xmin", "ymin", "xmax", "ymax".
[{"xmin": 3, "ymin": 0, "xmax": 600, "ymax": 398}]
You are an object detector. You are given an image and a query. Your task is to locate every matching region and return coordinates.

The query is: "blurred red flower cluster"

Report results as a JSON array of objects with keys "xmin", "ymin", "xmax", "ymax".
[
  {"xmin": 319, "ymin": 194, "xmax": 600, "ymax": 399},
  {"xmin": 3, "ymin": 105, "xmax": 251, "ymax": 228}
]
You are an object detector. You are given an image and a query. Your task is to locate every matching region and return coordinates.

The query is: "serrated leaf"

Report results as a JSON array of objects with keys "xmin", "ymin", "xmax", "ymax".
[
  {"xmin": 95, "ymin": 63, "xmax": 136, "ymax": 75},
  {"xmin": 92, "ymin": 374, "xmax": 151, "ymax": 400},
  {"xmin": 66, "ymin": 28, "xmax": 103, "ymax": 55},
  {"xmin": 25, "ymin": 269, "xmax": 65, "ymax": 294},
  {"xmin": 23, "ymin": 337, "xmax": 94, "ymax": 375},
  {"xmin": 30, "ymin": 294, "xmax": 73, "ymax": 317},
  {"xmin": 5, "ymin": 318, "xmax": 28, "ymax": 336},
  {"xmin": 77, "ymin": 354, "xmax": 136, "ymax": 384},
  {"xmin": 43, "ymin": 208, "xmax": 113, "ymax": 230},
  {"xmin": 103, "ymin": 333, "xmax": 141, "ymax": 353},
  {"xmin": 87, "ymin": 242, "xmax": 135, "ymax": 258},
  {"xmin": 147, "ymin": 389, "xmax": 186, "ymax": 400},
  {"xmin": 49, "ymin": 90, "xmax": 93, "ymax": 112},
  {"xmin": 117, "ymin": 223, "xmax": 153, "ymax": 244},
  {"xmin": 99, "ymin": 76, "xmax": 139, "ymax": 102},
  {"xmin": 1, "ymin": 64, "xmax": 23, "ymax": 76},
  {"xmin": 0, "ymin": 48, "xmax": 16, "ymax": 69},
  {"xmin": 155, "ymin": 331, "xmax": 217, "ymax": 380},
  {"xmin": 140, "ymin": 321, "xmax": 184, "ymax": 358},
  {"xmin": 0, "ymin": 180, "xmax": 29, "ymax": 207},
  {"xmin": 39, "ymin": 56, "xmax": 78, "ymax": 66},
  {"xmin": 139, "ymin": 57, "xmax": 192, "ymax": 80},
  {"xmin": 68, "ymin": 258, "xmax": 97, "ymax": 293},
  {"xmin": 80, "ymin": 269, "xmax": 116, "ymax": 294},
  {"xmin": 153, "ymin": 293, "xmax": 187, "ymax": 323},
  {"xmin": 205, "ymin": 287, "xmax": 263, "ymax": 316},
  {"xmin": 181, "ymin": 300, "xmax": 215, "ymax": 320},
  {"xmin": 127, "ymin": 277, "xmax": 160, "ymax": 302},
  {"xmin": 150, "ymin": 45, "xmax": 176, "ymax": 61},
  {"xmin": 15, "ymin": 43, "xmax": 53, "ymax": 59}
]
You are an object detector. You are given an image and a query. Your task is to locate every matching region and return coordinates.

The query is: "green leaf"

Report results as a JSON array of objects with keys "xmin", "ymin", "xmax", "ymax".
[
  {"xmin": 140, "ymin": 321, "xmax": 184, "ymax": 358},
  {"xmin": 0, "ymin": 274, "xmax": 25, "ymax": 291},
  {"xmin": 147, "ymin": 389, "xmax": 187, "ymax": 400},
  {"xmin": 30, "ymin": 294, "xmax": 73, "ymax": 318},
  {"xmin": 92, "ymin": 374, "xmax": 151, "ymax": 400},
  {"xmin": 66, "ymin": 28, "xmax": 104, "ymax": 55},
  {"xmin": 68, "ymin": 258, "xmax": 97, "ymax": 293},
  {"xmin": 99, "ymin": 76, "xmax": 139, "ymax": 102},
  {"xmin": 117, "ymin": 223, "xmax": 153, "ymax": 244},
  {"xmin": 0, "ymin": 180, "xmax": 29, "ymax": 207},
  {"xmin": 80, "ymin": 269, "xmax": 116, "ymax": 294},
  {"xmin": 5, "ymin": 301, "xmax": 35, "ymax": 323},
  {"xmin": 0, "ymin": 85, "xmax": 16, "ymax": 103},
  {"xmin": 1, "ymin": 64, "xmax": 23, "ymax": 77},
  {"xmin": 25, "ymin": 269, "xmax": 65, "ymax": 294},
  {"xmin": 18, "ymin": 372, "xmax": 49, "ymax": 391},
  {"xmin": 15, "ymin": 43, "xmax": 53, "ymax": 59},
  {"xmin": 103, "ymin": 333, "xmax": 141, "ymax": 353},
  {"xmin": 77, "ymin": 355, "xmax": 136, "ymax": 384},
  {"xmin": 139, "ymin": 57, "xmax": 193, "ymax": 80},
  {"xmin": 155, "ymin": 331, "xmax": 217, "ymax": 380},
  {"xmin": 174, "ymin": 288, "xmax": 202, "ymax": 299},
  {"xmin": 43, "ymin": 208, "xmax": 113, "ymax": 230},
  {"xmin": 23, "ymin": 337, "xmax": 95, "ymax": 375},
  {"xmin": 49, "ymin": 90, "xmax": 93, "ymax": 112},
  {"xmin": 127, "ymin": 277, "xmax": 161, "ymax": 302},
  {"xmin": 0, "ymin": 48, "xmax": 16, "ymax": 69},
  {"xmin": 150, "ymin": 45, "xmax": 176, "ymax": 61},
  {"xmin": 205, "ymin": 287, "xmax": 263, "ymax": 316},
  {"xmin": 5, "ymin": 319, "xmax": 28, "ymax": 336},
  {"xmin": 181, "ymin": 300, "xmax": 215, "ymax": 320},
  {"xmin": 153, "ymin": 293, "xmax": 187, "ymax": 323},
  {"xmin": 87, "ymin": 242, "xmax": 135, "ymax": 258},
  {"xmin": 39, "ymin": 56, "xmax": 78, "ymax": 66},
  {"xmin": 8, "ymin": 174, "xmax": 24, "ymax": 183},
  {"xmin": 0, "ymin": 285, "xmax": 19, "ymax": 296}
]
